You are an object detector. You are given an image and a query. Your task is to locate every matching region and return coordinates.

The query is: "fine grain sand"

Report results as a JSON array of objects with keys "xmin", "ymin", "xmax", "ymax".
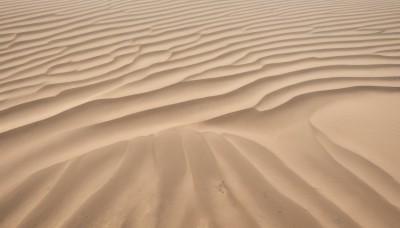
[{"xmin": 1, "ymin": 0, "xmax": 400, "ymax": 227}]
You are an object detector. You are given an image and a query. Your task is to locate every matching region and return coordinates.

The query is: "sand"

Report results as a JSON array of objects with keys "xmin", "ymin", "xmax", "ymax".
[{"xmin": 1, "ymin": 0, "xmax": 400, "ymax": 227}]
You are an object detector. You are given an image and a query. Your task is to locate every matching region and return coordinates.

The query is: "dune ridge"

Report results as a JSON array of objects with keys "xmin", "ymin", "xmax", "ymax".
[{"xmin": 1, "ymin": 0, "xmax": 400, "ymax": 227}]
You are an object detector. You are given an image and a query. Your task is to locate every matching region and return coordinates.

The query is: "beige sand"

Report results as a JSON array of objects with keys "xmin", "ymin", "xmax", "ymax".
[{"xmin": 1, "ymin": 0, "xmax": 400, "ymax": 227}]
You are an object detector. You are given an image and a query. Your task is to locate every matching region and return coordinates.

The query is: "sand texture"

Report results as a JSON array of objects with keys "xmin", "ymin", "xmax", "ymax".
[{"xmin": 1, "ymin": 0, "xmax": 400, "ymax": 227}]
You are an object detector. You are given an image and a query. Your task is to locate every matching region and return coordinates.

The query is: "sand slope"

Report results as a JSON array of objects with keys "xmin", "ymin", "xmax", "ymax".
[{"xmin": 1, "ymin": 0, "xmax": 400, "ymax": 227}]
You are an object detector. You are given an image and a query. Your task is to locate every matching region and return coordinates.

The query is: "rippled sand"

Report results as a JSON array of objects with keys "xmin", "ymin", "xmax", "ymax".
[{"xmin": 1, "ymin": 0, "xmax": 400, "ymax": 227}]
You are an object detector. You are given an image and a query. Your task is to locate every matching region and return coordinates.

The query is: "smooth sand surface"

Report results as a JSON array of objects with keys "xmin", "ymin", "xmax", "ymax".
[{"xmin": 1, "ymin": 0, "xmax": 400, "ymax": 227}]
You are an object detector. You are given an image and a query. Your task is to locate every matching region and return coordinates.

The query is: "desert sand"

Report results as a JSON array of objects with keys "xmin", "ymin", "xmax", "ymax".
[{"xmin": 0, "ymin": 0, "xmax": 400, "ymax": 227}]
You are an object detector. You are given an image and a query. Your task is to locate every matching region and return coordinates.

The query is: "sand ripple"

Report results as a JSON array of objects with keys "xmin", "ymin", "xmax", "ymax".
[{"xmin": 1, "ymin": 0, "xmax": 400, "ymax": 227}]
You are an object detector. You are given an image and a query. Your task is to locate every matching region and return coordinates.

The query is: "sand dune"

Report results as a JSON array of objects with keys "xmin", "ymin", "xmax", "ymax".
[{"xmin": 1, "ymin": 0, "xmax": 400, "ymax": 227}]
